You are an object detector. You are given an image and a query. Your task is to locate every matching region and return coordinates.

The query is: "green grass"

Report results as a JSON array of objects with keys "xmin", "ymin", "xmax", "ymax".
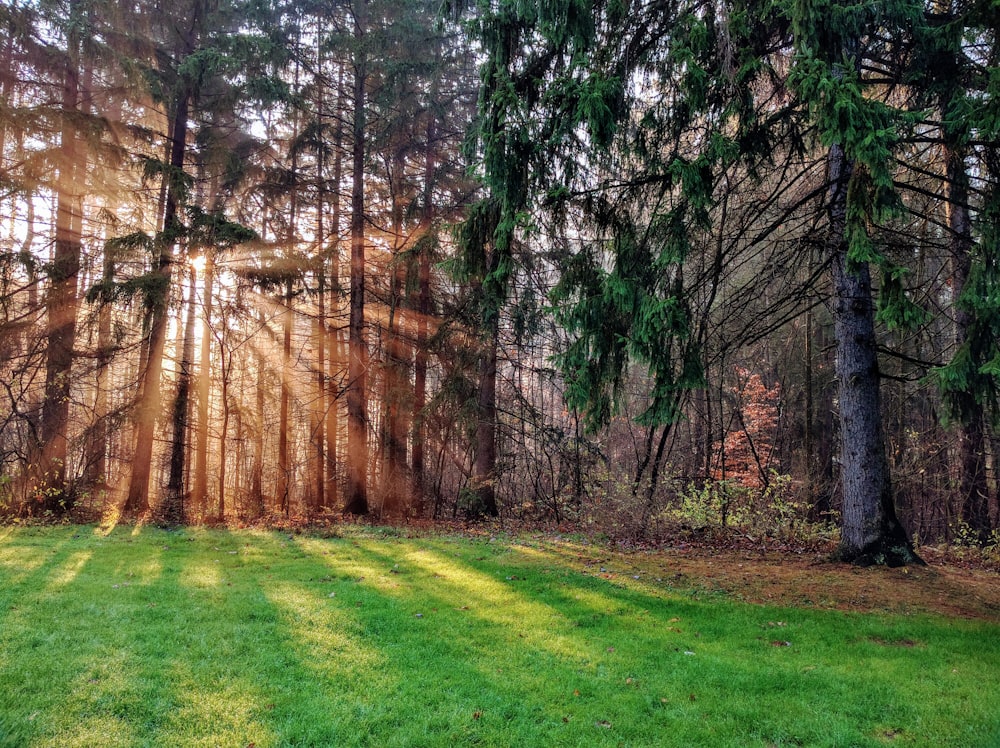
[{"xmin": 0, "ymin": 525, "xmax": 997, "ymax": 747}]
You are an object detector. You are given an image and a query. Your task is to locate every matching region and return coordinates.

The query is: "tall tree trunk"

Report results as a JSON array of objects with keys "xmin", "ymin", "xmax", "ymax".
[
  {"xmin": 217, "ymin": 343, "xmax": 230, "ymax": 520},
  {"xmin": 345, "ymin": 0, "xmax": 369, "ymax": 515},
  {"xmin": 827, "ymin": 143, "xmax": 920, "ymax": 565},
  {"xmin": 277, "ymin": 277, "xmax": 292, "ymax": 515},
  {"xmin": 84, "ymin": 246, "xmax": 114, "ymax": 494},
  {"xmin": 472, "ymin": 320, "xmax": 500, "ymax": 517},
  {"xmin": 38, "ymin": 13, "xmax": 83, "ymax": 512},
  {"xmin": 411, "ymin": 114, "xmax": 436, "ymax": 515},
  {"xmin": 0, "ymin": 29, "xmax": 12, "ymax": 162},
  {"xmin": 251, "ymin": 312, "xmax": 266, "ymax": 518},
  {"xmin": 325, "ymin": 65, "xmax": 345, "ymax": 509},
  {"xmin": 312, "ymin": 30, "xmax": 328, "ymax": 513},
  {"xmin": 163, "ymin": 262, "xmax": 198, "ymax": 523},
  {"xmin": 380, "ymin": 157, "xmax": 409, "ymax": 517},
  {"xmin": 944, "ymin": 134, "xmax": 991, "ymax": 542},
  {"xmin": 81, "ymin": 65, "xmax": 119, "ymax": 500},
  {"xmin": 125, "ymin": 88, "xmax": 191, "ymax": 515},
  {"xmin": 193, "ymin": 254, "xmax": 213, "ymax": 517},
  {"xmin": 315, "ymin": 275, "xmax": 327, "ymax": 513}
]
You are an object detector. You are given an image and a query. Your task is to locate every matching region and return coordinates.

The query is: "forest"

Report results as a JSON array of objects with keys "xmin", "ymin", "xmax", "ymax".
[{"xmin": 1, "ymin": 0, "xmax": 998, "ymax": 566}]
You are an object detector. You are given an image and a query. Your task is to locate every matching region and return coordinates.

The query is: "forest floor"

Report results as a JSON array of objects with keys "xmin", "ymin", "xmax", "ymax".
[
  {"xmin": 564, "ymin": 543, "xmax": 1000, "ymax": 621},
  {"xmin": 272, "ymin": 517, "xmax": 1000, "ymax": 621},
  {"xmin": 206, "ymin": 515, "xmax": 1000, "ymax": 623}
]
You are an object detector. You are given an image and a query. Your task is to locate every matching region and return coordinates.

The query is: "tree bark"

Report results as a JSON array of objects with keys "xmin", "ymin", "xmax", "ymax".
[
  {"xmin": 344, "ymin": 0, "xmax": 369, "ymax": 515},
  {"xmin": 325, "ymin": 64, "xmax": 346, "ymax": 509},
  {"xmin": 193, "ymin": 254, "xmax": 213, "ymax": 516},
  {"xmin": 125, "ymin": 87, "xmax": 191, "ymax": 516},
  {"xmin": 83, "ymin": 244, "xmax": 114, "ymax": 494},
  {"xmin": 38, "ymin": 11, "xmax": 83, "ymax": 512},
  {"xmin": 312, "ymin": 31, "xmax": 328, "ymax": 513},
  {"xmin": 217, "ymin": 340, "xmax": 230, "ymax": 520},
  {"xmin": 380, "ymin": 155, "xmax": 409, "ymax": 517},
  {"xmin": 277, "ymin": 277, "xmax": 292, "ymax": 515},
  {"xmin": 827, "ymin": 143, "xmax": 921, "ymax": 565},
  {"xmin": 945, "ymin": 138, "xmax": 991, "ymax": 541},
  {"xmin": 250, "ymin": 311, "xmax": 266, "ymax": 518},
  {"xmin": 163, "ymin": 262, "xmax": 198, "ymax": 524},
  {"xmin": 472, "ymin": 321, "xmax": 500, "ymax": 517},
  {"xmin": 411, "ymin": 114, "xmax": 436, "ymax": 515}
]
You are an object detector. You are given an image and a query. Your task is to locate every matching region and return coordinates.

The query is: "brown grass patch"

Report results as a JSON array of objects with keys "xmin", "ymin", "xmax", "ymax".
[{"xmin": 561, "ymin": 543, "xmax": 1000, "ymax": 620}]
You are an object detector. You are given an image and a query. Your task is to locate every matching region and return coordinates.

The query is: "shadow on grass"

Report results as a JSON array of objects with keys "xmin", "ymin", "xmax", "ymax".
[{"xmin": 1, "ymin": 526, "xmax": 999, "ymax": 747}]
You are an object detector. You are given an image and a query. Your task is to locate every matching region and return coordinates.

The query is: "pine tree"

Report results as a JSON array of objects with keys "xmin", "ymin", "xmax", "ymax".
[{"xmin": 789, "ymin": 0, "xmax": 923, "ymax": 564}]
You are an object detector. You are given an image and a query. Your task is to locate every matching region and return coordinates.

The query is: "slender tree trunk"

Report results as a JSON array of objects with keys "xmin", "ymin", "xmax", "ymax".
[
  {"xmin": 945, "ymin": 141, "xmax": 991, "ymax": 541},
  {"xmin": 39, "ymin": 14, "xmax": 83, "ymax": 512},
  {"xmin": 193, "ymin": 254, "xmax": 213, "ymax": 517},
  {"xmin": 0, "ymin": 30, "xmax": 12, "ymax": 162},
  {"xmin": 473, "ymin": 320, "xmax": 500, "ymax": 517},
  {"xmin": 312, "ymin": 31, "xmax": 328, "ymax": 513},
  {"xmin": 82, "ymin": 74, "xmax": 120, "ymax": 500},
  {"xmin": 217, "ymin": 345, "xmax": 230, "ymax": 520},
  {"xmin": 84, "ymin": 246, "xmax": 114, "ymax": 494},
  {"xmin": 125, "ymin": 86, "xmax": 191, "ymax": 515},
  {"xmin": 315, "ymin": 277, "xmax": 327, "ymax": 513},
  {"xmin": 345, "ymin": 0, "xmax": 369, "ymax": 515},
  {"xmin": 325, "ymin": 65, "xmax": 345, "ymax": 509},
  {"xmin": 380, "ymin": 156, "xmax": 409, "ymax": 517},
  {"xmin": 251, "ymin": 315, "xmax": 266, "ymax": 517},
  {"xmin": 163, "ymin": 263, "xmax": 198, "ymax": 523},
  {"xmin": 827, "ymin": 143, "xmax": 920, "ymax": 565},
  {"xmin": 412, "ymin": 114, "xmax": 436, "ymax": 515},
  {"xmin": 277, "ymin": 277, "xmax": 292, "ymax": 515}
]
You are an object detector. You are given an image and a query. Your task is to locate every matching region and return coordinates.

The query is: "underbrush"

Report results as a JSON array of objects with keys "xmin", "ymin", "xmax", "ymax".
[{"xmin": 579, "ymin": 472, "xmax": 839, "ymax": 551}]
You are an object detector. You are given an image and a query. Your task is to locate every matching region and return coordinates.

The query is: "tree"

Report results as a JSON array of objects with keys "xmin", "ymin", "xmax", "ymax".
[
  {"xmin": 467, "ymin": 0, "xmax": 934, "ymax": 561},
  {"xmin": 343, "ymin": 0, "xmax": 370, "ymax": 515},
  {"xmin": 37, "ymin": 0, "xmax": 86, "ymax": 512},
  {"xmin": 916, "ymin": 0, "xmax": 1000, "ymax": 542}
]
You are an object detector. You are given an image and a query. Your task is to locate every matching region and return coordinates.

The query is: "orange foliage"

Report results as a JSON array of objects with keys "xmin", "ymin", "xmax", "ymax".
[{"xmin": 716, "ymin": 367, "xmax": 780, "ymax": 488}]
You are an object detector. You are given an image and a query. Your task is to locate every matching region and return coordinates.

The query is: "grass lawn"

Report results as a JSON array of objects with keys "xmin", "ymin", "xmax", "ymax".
[{"xmin": 0, "ymin": 524, "xmax": 998, "ymax": 747}]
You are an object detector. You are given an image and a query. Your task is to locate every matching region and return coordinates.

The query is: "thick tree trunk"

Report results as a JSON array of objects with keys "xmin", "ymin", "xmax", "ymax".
[
  {"xmin": 827, "ymin": 143, "xmax": 921, "ymax": 566},
  {"xmin": 345, "ymin": 2, "xmax": 369, "ymax": 515}
]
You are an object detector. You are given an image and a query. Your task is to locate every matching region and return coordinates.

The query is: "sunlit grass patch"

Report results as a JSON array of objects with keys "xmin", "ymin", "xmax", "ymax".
[{"xmin": 0, "ymin": 525, "xmax": 998, "ymax": 747}]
